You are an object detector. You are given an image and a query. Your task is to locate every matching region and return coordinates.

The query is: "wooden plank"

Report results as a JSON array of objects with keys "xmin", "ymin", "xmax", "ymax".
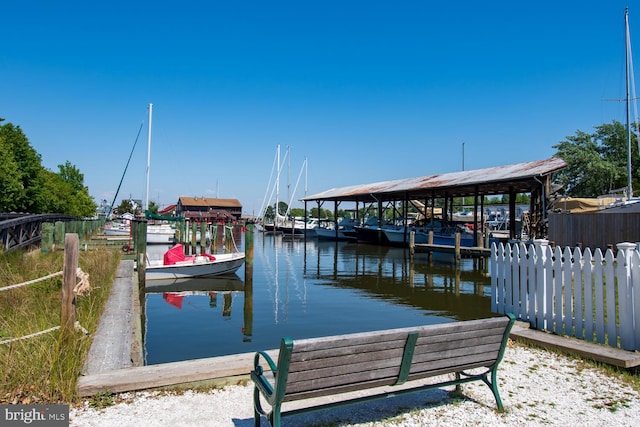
[
  {"xmin": 290, "ymin": 338, "xmax": 407, "ymax": 362},
  {"xmin": 287, "ymin": 355, "xmax": 402, "ymax": 384},
  {"xmin": 77, "ymin": 349, "xmax": 277, "ymax": 396},
  {"xmin": 288, "ymin": 347, "xmax": 404, "ymax": 372},
  {"xmin": 510, "ymin": 326, "xmax": 640, "ymax": 368},
  {"xmin": 412, "ymin": 342, "xmax": 501, "ymax": 365}
]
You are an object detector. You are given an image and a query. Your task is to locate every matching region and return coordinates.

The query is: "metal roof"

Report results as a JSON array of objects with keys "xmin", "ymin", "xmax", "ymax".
[{"xmin": 302, "ymin": 157, "xmax": 567, "ymax": 203}]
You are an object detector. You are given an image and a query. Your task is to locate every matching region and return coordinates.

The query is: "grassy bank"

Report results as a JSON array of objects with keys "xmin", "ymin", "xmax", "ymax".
[{"xmin": 0, "ymin": 246, "xmax": 120, "ymax": 404}]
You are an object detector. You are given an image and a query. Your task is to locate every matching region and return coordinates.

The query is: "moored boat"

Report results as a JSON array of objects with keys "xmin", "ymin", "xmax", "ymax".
[
  {"xmin": 145, "ymin": 244, "xmax": 245, "ymax": 280},
  {"xmin": 315, "ymin": 218, "xmax": 358, "ymax": 241}
]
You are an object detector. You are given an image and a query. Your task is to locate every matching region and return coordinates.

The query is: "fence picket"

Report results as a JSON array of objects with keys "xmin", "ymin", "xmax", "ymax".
[
  {"xmin": 573, "ymin": 247, "xmax": 584, "ymax": 339},
  {"xmin": 562, "ymin": 247, "xmax": 573, "ymax": 336},
  {"xmin": 633, "ymin": 250, "xmax": 640, "ymax": 348},
  {"xmin": 616, "ymin": 247, "xmax": 633, "ymax": 350},
  {"xmin": 525, "ymin": 244, "xmax": 535, "ymax": 322},
  {"xmin": 593, "ymin": 249, "xmax": 605, "ymax": 345},
  {"xmin": 553, "ymin": 246, "xmax": 563, "ymax": 335},
  {"xmin": 583, "ymin": 249, "xmax": 594, "ymax": 342},
  {"xmin": 604, "ymin": 250, "xmax": 617, "ymax": 346},
  {"xmin": 544, "ymin": 245, "xmax": 554, "ymax": 331},
  {"xmin": 504, "ymin": 245, "xmax": 520, "ymax": 314}
]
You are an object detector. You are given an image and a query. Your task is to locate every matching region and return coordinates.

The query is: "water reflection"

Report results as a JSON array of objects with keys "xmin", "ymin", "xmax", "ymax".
[{"xmin": 143, "ymin": 230, "xmax": 494, "ymax": 365}]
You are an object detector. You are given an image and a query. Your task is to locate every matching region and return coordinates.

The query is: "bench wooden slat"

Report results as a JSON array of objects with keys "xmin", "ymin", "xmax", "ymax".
[
  {"xmin": 289, "ymin": 337, "xmax": 407, "ymax": 364},
  {"xmin": 413, "ymin": 335, "xmax": 504, "ymax": 358},
  {"xmin": 288, "ymin": 347, "xmax": 405, "ymax": 374},
  {"xmin": 283, "ymin": 377, "xmax": 399, "ymax": 402}
]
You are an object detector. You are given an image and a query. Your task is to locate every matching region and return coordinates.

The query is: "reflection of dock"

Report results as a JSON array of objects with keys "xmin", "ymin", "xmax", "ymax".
[{"xmin": 144, "ymin": 275, "xmax": 244, "ymax": 293}]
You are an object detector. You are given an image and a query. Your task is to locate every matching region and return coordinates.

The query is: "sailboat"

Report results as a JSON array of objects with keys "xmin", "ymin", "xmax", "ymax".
[
  {"xmin": 623, "ymin": 8, "xmax": 640, "ymax": 204},
  {"xmin": 143, "ymin": 104, "xmax": 179, "ymax": 244}
]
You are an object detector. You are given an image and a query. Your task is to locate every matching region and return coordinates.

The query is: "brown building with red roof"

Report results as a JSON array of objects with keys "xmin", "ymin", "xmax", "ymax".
[{"xmin": 176, "ymin": 196, "xmax": 242, "ymax": 223}]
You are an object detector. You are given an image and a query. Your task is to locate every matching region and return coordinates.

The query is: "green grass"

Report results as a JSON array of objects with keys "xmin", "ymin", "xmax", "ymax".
[{"xmin": 0, "ymin": 246, "xmax": 120, "ymax": 404}]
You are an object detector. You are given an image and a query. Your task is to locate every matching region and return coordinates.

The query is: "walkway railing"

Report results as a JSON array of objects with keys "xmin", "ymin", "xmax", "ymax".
[{"xmin": 491, "ymin": 240, "xmax": 640, "ymax": 351}]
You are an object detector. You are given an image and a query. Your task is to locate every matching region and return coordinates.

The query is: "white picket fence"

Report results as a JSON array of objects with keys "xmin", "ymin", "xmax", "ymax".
[{"xmin": 491, "ymin": 240, "xmax": 640, "ymax": 351}]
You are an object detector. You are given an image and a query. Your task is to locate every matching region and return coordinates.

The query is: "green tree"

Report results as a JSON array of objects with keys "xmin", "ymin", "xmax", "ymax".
[
  {"xmin": 553, "ymin": 121, "xmax": 638, "ymax": 197},
  {"xmin": 56, "ymin": 161, "xmax": 97, "ymax": 217},
  {"xmin": 0, "ymin": 123, "xmax": 46, "ymax": 211},
  {"xmin": 147, "ymin": 200, "xmax": 159, "ymax": 214},
  {"xmin": 0, "ymin": 133, "xmax": 25, "ymax": 211},
  {"xmin": 0, "ymin": 122, "xmax": 96, "ymax": 216}
]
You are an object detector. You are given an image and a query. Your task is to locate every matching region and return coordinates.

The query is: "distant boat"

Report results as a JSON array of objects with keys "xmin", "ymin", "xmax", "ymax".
[
  {"xmin": 354, "ymin": 216, "xmax": 393, "ymax": 244},
  {"xmin": 146, "ymin": 223, "xmax": 176, "ymax": 244},
  {"xmin": 383, "ymin": 225, "xmax": 475, "ymax": 247},
  {"xmin": 315, "ymin": 218, "xmax": 358, "ymax": 241},
  {"xmin": 103, "ymin": 220, "xmax": 130, "ymax": 236},
  {"xmin": 145, "ymin": 244, "xmax": 245, "ymax": 280},
  {"xmin": 277, "ymin": 217, "xmax": 319, "ymax": 237}
]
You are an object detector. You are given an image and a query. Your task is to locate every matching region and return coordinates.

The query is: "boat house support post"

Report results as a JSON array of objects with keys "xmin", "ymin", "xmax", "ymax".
[
  {"xmin": 473, "ymin": 188, "xmax": 480, "ymax": 247},
  {"xmin": 509, "ymin": 186, "xmax": 516, "ymax": 240},
  {"xmin": 334, "ymin": 201, "xmax": 339, "ymax": 240},
  {"xmin": 444, "ymin": 193, "xmax": 449, "ymax": 224}
]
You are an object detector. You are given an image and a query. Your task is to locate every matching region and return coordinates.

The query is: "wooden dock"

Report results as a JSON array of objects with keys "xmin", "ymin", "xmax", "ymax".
[
  {"xmin": 408, "ymin": 230, "xmax": 491, "ymax": 262},
  {"xmin": 413, "ymin": 243, "xmax": 490, "ymax": 257}
]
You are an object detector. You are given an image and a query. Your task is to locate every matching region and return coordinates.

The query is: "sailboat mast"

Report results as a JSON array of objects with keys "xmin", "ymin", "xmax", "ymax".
[
  {"xmin": 626, "ymin": 8, "xmax": 633, "ymax": 199},
  {"xmin": 145, "ymin": 103, "xmax": 153, "ymax": 211},
  {"xmin": 276, "ymin": 144, "xmax": 280, "ymax": 219}
]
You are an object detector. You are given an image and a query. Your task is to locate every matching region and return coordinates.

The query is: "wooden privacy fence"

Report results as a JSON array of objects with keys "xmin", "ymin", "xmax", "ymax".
[
  {"xmin": 0, "ymin": 233, "xmax": 90, "ymax": 345},
  {"xmin": 491, "ymin": 240, "xmax": 640, "ymax": 351}
]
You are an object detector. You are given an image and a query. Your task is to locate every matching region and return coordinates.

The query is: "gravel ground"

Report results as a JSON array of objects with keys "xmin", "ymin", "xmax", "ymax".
[{"xmin": 70, "ymin": 343, "xmax": 640, "ymax": 427}]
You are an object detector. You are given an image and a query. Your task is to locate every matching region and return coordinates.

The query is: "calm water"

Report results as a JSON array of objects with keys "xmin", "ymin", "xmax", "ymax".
[{"xmin": 142, "ymin": 227, "xmax": 494, "ymax": 365}]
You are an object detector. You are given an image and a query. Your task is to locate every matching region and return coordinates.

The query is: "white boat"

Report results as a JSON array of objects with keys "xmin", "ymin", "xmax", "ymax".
[
  {"xmin": 147, "ymin": 223, "xmax": 176, "ymax": 244},
  {"xmin": 315, "ymin": 218, "xmax": 358, "ymax": 241},
  {"xmin": 103, "ymin": 221, "xmax": 130, "ymax": 236},
  {"xmin": 383, "ymin": 226, "xmax": 475, "ymax": 247},
  {"xmin": 277, "ymin": 217, "xmax": 319, "ymax": 237},
  {"xmin": 146, "ymin": 244, "xmax": 245, "ymax": 280}
]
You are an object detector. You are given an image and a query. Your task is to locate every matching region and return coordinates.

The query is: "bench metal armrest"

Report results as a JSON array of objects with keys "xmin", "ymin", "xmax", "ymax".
[
  {"xmin": 251, "ymin": 351, "xmax": 277, "ymax": 401},
  {"xmin": 251, "ymin": 338, "xmax": 294, "ymax": 407}
]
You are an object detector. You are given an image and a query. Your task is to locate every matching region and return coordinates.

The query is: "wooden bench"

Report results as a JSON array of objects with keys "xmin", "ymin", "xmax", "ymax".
[{"xmin": 250, "ymin": 313, "xmax": 515, "ymax": 427}]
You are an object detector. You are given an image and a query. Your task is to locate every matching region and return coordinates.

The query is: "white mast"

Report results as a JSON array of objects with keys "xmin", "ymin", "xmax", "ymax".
[
  {"xmin": 276, "ymin": 144, "xmax": 280, "ymax": 221},
  {"xmin": 145, "ymin": 103, "xmax": 153, "ymax": 211},
  {"xmin": 626, "ymin": 9, "xmax": 633, "ymax": 199}
]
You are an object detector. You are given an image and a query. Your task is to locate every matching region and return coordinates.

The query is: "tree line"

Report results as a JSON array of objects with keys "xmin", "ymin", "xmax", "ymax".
[
  {"xmin": 1, "ymin": 117, "xmax": 636, "ymax": 219},
  {"xmin": 0, "ymin": 120, "xmax": 96, "ymax": 217}
]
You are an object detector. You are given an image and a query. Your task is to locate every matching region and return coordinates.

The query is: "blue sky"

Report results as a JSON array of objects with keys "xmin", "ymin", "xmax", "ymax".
[{"xmin": 2, "ymin": 1, "xmax": 637, "ymax": 215}]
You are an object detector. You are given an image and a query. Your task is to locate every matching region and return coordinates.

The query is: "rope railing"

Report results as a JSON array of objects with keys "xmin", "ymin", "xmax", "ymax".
[{"xmin": 0, "ymin": 233, "xmax": 91, "ymax": 345}]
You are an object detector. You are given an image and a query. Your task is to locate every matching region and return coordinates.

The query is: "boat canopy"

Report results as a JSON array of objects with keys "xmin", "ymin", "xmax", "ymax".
[{"xmin": 145, "ymin": 210, "xmax": 184, "ymax": 222}]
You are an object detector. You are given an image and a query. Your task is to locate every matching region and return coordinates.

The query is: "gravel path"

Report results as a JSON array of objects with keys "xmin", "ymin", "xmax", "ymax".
[{"xmin": 70, "ymin": 343, "xmax": 640, "ymax": 427}]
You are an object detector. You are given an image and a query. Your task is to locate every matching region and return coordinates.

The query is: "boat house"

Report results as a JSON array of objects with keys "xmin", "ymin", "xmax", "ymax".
[
  {"xmin": 176, "ymin": 197, "xmax": 242, "ymax": 223},
  {"xmin": 301, "ymin": 157, "xmax": 567, "ymax": 242}
]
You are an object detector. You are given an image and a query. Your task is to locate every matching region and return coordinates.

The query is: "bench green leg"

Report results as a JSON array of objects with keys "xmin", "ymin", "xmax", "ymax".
[{"xmin": 481, "ymin": 367, "xmax": 504, "ymax": 411}]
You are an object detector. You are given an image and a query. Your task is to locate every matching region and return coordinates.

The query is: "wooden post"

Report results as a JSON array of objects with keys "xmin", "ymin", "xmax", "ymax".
[
  {"xmin": 200, "ymin": 222, "xmax": 207, "ymax": 254},
  {"xmin": 41, "ymin": 222, "xmax": 54, "ymax": 252},
  {"xmin": 54, "ymin": 221, "xmax": 65, "ymax": 248},
  {"xmin": 409, "ymin": 230, "xmax": 415, "ymax": 259},
  {"xmin": 454, "ymin": 232, "xmax": 461, "ymax": 264},
  {"xmin": 427, "ymin": 230, "xmax": 434, "ymax": 263},
  {"xmin": 191, "ymin": 222, "xmax": 197, "ymax": 255},
  {"xmin": 136, "ymin": 221, "xmax": 147, "ymax": 284},
  {"xmin": 61, "ymin": 233, "xmax": 78, "ymax": 335},
  {"xmin": 244, "ymin": 223, "xmax": 254, "ymax": 341}
]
